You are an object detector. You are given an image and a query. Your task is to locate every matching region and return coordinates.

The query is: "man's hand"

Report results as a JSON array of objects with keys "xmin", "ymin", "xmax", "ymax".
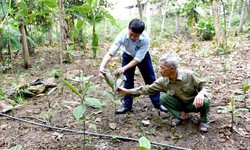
[
  {"xmin": 193, "ymin": 93, "xmax": 204, "ymax": 108},
  {"xmin": 99, "ymin": 68, "xmax": 105, "ymax": 78},
  {"xmin": 115, "ymin": 67, "xmax": 125, "ymax": 74},
  {"xmin": 116, "ymin": 87, "xmax": 131, "ymax": 95}
]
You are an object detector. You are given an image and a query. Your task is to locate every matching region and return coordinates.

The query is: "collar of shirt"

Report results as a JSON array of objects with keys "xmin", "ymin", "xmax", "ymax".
[{"xmin": 169, "ymin": 70, "xmax": 184, "ymax": 83}]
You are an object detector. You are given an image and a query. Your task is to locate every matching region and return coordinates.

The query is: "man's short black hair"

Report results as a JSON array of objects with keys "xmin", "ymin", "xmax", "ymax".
[{"xmin": 128, "ymin": 18, "xmax": 145, "ymax": 34}]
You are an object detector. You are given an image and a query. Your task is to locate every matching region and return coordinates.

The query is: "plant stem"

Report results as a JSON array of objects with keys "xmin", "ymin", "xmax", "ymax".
[
  {"xmin": 114, "ymin": 90, "xmax": 117, "ymax": 124},
  {"xmin": 231, "ymin": 111, "xmax": 234, "ymax": 132},
  {"xmin": 83, "ymin": 117, "xmax": 86, "ymax": 148}
]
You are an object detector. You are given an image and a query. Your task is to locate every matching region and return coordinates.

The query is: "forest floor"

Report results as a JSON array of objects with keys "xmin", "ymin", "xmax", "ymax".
[{"xmin": 0, "ymin": 34, "xmax": 250, "ymax": 150}]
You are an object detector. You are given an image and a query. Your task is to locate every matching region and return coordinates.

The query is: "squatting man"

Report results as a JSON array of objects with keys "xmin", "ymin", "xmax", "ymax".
[{"xmin": 117, "ymin": 54, "xmax": 211, "ymax": 132}]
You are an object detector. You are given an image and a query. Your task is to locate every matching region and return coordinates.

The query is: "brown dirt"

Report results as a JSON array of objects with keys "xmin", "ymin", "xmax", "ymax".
[{"xmin": 0, "ymin": 36, "xmax": 250, "ymax": 150}]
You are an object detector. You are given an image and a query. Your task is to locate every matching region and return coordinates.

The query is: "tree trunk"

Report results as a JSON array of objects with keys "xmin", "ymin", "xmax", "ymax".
[
  {"xmin": 48, "ymin": 25, "xmax": 53, "ymax": 46},
  {"xmin": 137, "ymin": 0, "xmax": 143, "ymax": 20},
  {"xmin": 19, "ymin": 22, "xmax": 31, "ymax": 68},
  {"xmin": 211, "ymin": 0, "xmax": 226, "ymax": 49},
  {"xmin": 175, "ymin": 11, "xmax": 180, "ymax": 36},
  {"xmin": 238, "ymin": 0, "xmax": 248, "ymax": 33},
  {"xmin": 160, "ymin": 0, "xmax": 168, "ymax": 38},
  {"xmin": 228, "ymin": 0, "xmax": 236, "ymax": 28},
  {"xmin": 58, "ymin": 0, "xmax": 66, "ymax": 64},
  {"xmin": 146, "ymin": 1, "xmax": 151, "ymax": 35},
  {"xmin": 24, "ymin": 25, "xmax": 34, "ymax": 56}
]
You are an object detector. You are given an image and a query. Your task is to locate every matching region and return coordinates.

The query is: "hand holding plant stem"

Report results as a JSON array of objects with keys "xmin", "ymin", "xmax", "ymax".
[{"xmin": 116, "ymin": 87, "xmax": 131, "ymax": 95}]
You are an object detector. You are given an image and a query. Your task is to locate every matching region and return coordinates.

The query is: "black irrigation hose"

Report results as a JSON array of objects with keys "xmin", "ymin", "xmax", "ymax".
[{"xmin": 0, "ymin": 112, "xmax": 191, "ymax": 150}]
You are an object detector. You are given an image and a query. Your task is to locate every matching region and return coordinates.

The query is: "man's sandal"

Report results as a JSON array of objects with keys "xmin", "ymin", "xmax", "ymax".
[
  {"xmin": 199, "ymin": 122, "xmax": 209, "ymax": 132},
  {"xmin": 170, "ymin": 118, "xmax": 188, "ymax": 126}
]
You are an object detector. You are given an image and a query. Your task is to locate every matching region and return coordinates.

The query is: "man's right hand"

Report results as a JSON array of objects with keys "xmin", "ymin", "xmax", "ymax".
[
  {"xmin": 99, "ymin": 69, "xmax": 105, "ymax": 79},
  {"xmin": 116, "ymin": 87, "xmax": 131, "ymax": 95}
]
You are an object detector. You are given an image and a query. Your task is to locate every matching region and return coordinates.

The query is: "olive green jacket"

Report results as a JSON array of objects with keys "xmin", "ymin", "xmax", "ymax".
[{"xmin": 131, "ymin": 70, "xmax": 211, "ymax": 103}]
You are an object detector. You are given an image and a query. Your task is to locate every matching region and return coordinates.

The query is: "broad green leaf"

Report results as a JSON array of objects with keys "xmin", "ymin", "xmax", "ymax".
[
  {"xmin": 85, "ymin": 97, "xmax": 103, "ymax": 108},
  {"xmin": 82, "ymin": 80, "xmax": 91, "ymax": 97},
  {"xmin": 73, "ymin": 105, "xmax": 86, "ymax": 121},
  {"xmin": 0, "ymin": 3, "xmax": 8, "ymax": 18},
  {"xmin": 103, "ymin": 71, "xmax": 114, "ymax": 90},
  {"xmin": 186, "ymin": 16, "xmax": 193, "ymax": 27},
  {"xmin": 61, "ymin": 78, "xmax": 82, "ymax": 99},
  {"xmin": 70, "ymin": 4, "xmax": 91, "ymax": 15},
  {"xmin": 237, "ymin": 108, "xmax": 249, "ymax": 111},
  {"xmin": 26, "ymin": 36, "xmax": 36, "ymax": 47},
  {"xmin": 138, "ymin": 136, "xmax": 151, "ymax": 150},
  {"xmin": 16, "ymin": 0, "xmax": 28, "ymax": 16},
  {"xmin": 10, "ymin": 37, "xmax": 22, "ymax": 49},
  {"xmin": 88, "ymin": 85, "xmax": 98, "ymax": 93},
  {"xmin": 104, "ymin": 92, "xmax": 114, "ymax": 100},
  {"xmin": 9, "ymin": 144, "xmax": 22, "ymax": 150},
  {"xmin": 231, "ymin": 99, "xmax": 235, "ymax": 107},
  {"xmin": 76, "ymin": 19, "xmax": 84, "ymax": 29},
  {"xmin": 91, "ymin": 0, "xmax": 98, "ymax": 8},
  {"xmin": 115, "ymin": 74, "xmax": 126, "ymax": 91},
  {"xmin": 39, "ymin": 0, "xmax": 57, "ymax": 8},
  {"xmin": 243, "ymin": 80, "xmax": 250, "ymax": 92},
  {"xmin": 102, "ymin": 11, "xmax": 115, "ymax": 24}
]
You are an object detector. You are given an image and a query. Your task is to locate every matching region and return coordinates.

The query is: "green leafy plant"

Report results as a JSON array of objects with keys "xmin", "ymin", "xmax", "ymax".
[
  {"xmin": 194, "ymin": 18, "xmax": 215, "ymax": 40},
  {"xmin": 50, "ymin": 69, "xmax": 59, "ymax": 78},
  {"xmin": 9, "ymin": 144, "xmax": 22, "ymax": 150},
  {"xmin": 218, "ymin": 99, "xmax": 248, "ymax": 132},
  {"xmin": 61, "ymin": 74, "xmax": 103, "ymax": 147},
  {"xmin": 102, "ymin": 71, "xmax": 125, "ymax": 128},
  {"xmin": 138, "ymin": 136, "xmax": 151, "ymax": 150},
  {"xmin": 232, "ymin": 80, "xmax": 250, "ymax": 108},
  {"xmin": 0, "ymin": 89, "xmax": 6, "ymax": 100},
  {"xmin": 69, "ymin": 0, "xmax": 118, "ymax": 58},
  {"xmin": 242, "ymin": 80, "xmax": 250, "ymax": 93}
]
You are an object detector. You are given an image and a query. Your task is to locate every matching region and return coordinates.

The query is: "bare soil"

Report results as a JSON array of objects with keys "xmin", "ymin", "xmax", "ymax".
[{"xmin": 0, "ymin": 35, "xmax": 250, "ymax": 150}]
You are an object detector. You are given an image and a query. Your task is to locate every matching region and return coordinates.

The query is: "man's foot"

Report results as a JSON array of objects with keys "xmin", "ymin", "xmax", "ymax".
[
  {"xmin": 159, "ymin": 105, "xmax": 168, "ymax": 113},
  {"xmin": 199, "ymin": 122, "xmax": 209, "ymax": 132},
  {"xmin": 115, "ymin": 107, "xmax": 132, "ymax": 114},
  {"xmin": 170, "ymin": 117, "xmax": 189, "ymax": 126}
]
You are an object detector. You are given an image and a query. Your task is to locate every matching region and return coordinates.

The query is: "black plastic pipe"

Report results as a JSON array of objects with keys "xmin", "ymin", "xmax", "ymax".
[{"xmin": 0, "ymin": 112, "xmax": 191, "ymax": 150}]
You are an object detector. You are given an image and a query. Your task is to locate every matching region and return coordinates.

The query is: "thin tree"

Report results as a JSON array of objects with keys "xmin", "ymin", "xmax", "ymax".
[
  {"xmin": 146, "ymin": 1, "xmax": 151, "ymax": 35},
  {"xmin": 58, "ymin": 0, "xmax": 65, "ymax": 64},
  {"xmin": 160, "ymin": 0, "xmax": 169, "ymax": 38},
  {"xmin": 228, "ymin": 0, "xmax": 236, "ymax": 28},
  {"xmin": 137, "ymin": 0, "xmax": 143, "ymax": 20},
  {"xmin": 211, "ymin": 0, "xmax": 226, "ymax": 49},
  {"xmin": 19, "ymin": 22, "xmax": 31, "ymax": 68},
  {"xmin": 237, "ymin": 0, "xmax": 249, "ymax": 34}
]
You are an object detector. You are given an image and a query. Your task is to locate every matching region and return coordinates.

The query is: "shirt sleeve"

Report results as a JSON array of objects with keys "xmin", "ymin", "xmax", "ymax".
[
  {"xmin": 108, "ymin": 31, "xmax": 124, "ymax": 56},
  {"xmin": 131, "ymin": 77, "xmax": 168, "ymax": 95}
]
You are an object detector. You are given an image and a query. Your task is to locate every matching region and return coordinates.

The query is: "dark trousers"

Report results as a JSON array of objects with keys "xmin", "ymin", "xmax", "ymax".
[
  {"xmin": 160, "ymin": 93, "xmax": 211, "ymax": 122},
  {"xmin": 122, "ymin": 52, "xmax": 161, "ymax": 109}
]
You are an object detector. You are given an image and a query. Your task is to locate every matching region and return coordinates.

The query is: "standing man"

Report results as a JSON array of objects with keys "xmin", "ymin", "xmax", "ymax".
[
  {"xmin": 99, "ymin": 18, "xmax": 167, "ymax": 114},
  {"xmin": 117, "ymin": 54, "xmax": 211, "ymax": 132}
]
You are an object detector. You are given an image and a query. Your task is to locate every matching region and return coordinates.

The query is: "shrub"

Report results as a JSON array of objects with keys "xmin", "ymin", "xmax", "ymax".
[{"xmin": 194, "ymin": 18, "xmax": 215, "ymax": 41}]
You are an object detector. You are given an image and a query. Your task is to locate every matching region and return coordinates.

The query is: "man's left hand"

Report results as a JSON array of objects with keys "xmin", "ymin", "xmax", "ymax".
[
  {"xmin": 115, "ymin": 67, "xmax": 125, "ymax": 74},
  {"xmin": 193, "ymin": 93, "xmax": 204, "ymax": 108}
]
